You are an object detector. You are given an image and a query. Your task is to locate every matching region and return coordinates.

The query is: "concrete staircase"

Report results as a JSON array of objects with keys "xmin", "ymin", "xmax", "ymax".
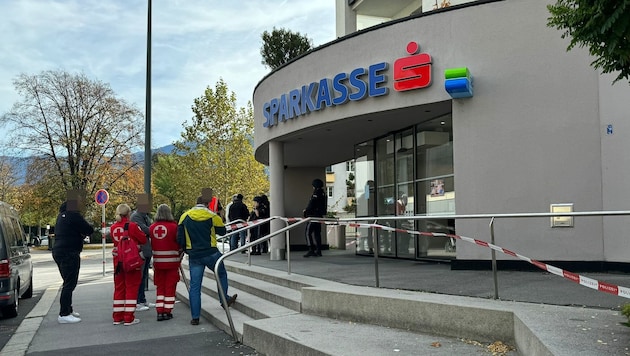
[{"xmin": 173, "ymin": 259, "xmax": 535, "ymax": 356}]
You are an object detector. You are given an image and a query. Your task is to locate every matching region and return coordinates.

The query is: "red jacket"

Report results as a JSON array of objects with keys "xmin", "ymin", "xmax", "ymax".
[
  {"xmin": 110, "ymin": 218, "xmax": 147, "ymax": 266},
  {"xmin": 149, "ymin": 220, "xmax": 181, "ymax": 269}
]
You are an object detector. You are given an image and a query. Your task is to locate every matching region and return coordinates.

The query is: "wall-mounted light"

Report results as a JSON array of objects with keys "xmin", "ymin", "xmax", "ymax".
[{"xmin": 550, "ymin": 203, "xmax": 573, "ymax": 227}]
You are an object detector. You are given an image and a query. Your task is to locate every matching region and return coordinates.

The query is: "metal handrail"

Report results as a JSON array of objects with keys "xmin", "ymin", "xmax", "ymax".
[
  {"xmin": 213, "ymin": 216, "xmax": 315, "ymax": 341},
  {"xmin": 210, "ymin": 210, "xmax": 630, "ymax": 342}
]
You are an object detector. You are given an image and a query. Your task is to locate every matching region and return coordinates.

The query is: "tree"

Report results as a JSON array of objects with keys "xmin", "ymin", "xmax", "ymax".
[
  {"xmin": 260, "ymin": 27, "xmax": 313, "ymax": 70},
  {"xmin": 0, "ymin": 156, "xmax": 18, "ymax": 202},
  {"xmin": 171, "ymin": 79, "xmax": 269, "ymax": 210},
  {"xmin": 0, "ymin": 70, "xmax": 145, "ymax": 204},
  {"xmin": 152, "ymin": 153, "xmax": 197, "ymax": 218},
  {"xmin": 547, "ymin": 1, "xmax": 630, "ymax": 83}
]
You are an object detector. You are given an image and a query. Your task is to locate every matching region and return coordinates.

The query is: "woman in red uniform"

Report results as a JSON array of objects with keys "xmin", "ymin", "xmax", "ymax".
[
  {"xmin": 110, "ymin": 203, "xmax": 147, "ymax": 326},
  {"xmin": 149, "ymin": 204, "xmax": 181, "ymax": 321}
]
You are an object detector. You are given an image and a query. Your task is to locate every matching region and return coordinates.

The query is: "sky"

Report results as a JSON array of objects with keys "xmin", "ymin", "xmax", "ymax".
[{"xmin": 0, "ymin": 0, "xmax": 336, "ymax": 151}]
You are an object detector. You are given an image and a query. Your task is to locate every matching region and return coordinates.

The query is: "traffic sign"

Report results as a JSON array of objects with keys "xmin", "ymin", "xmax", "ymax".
[{"xmin": 95, "ymin": 189, "xmax": 109, "ymax": 205}]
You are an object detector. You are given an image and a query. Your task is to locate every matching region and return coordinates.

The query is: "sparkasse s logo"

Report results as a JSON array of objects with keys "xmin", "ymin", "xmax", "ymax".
[{"xmin": 393, "ymin": 41, "xmax": 432, "ymax": 91}]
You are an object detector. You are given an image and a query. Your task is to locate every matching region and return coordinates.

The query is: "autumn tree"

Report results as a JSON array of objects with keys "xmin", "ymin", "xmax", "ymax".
[
  {"xmin": 0, "ymin": 156, "xmax": 19, "ymax": 203},
  {"xmin": 168, "ymin": 79, "xmax": 269, "ymax": 211},
  {"xmin": 260, "ymin": 27, "xmax": 313, "ymax": 70},
  {"xmin": 0, "ymin": 70, "xmax": 145, "ymax": 214},
  {"xmin": 547, "ymin": 0, "xmax": 630, "ymax": 83}
]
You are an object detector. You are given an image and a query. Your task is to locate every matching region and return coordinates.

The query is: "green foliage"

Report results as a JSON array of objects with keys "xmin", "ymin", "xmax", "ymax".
[
  {"xmin": 622, "ymin": 303, "xmax": 630, "ymax": 326},
  {"xmin": 547, "ymin": 0, "xmax": 630, "ymax": 83},
  {"xmin": 260, "ymin": 27, "xmax": 313, "ymax": 70},
  {"xmin": 164, "ymin": 79, "xmax": 269, "ymax": 217}
]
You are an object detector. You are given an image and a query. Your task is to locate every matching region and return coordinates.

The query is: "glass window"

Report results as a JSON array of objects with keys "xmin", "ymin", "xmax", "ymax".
[
  {"xmin": 354, "ymin": 141, "xmax": 375, "ymax": 254},
  {"xmin": 327, "ymin": 186, "xmax": 333, "ymax": 198}
]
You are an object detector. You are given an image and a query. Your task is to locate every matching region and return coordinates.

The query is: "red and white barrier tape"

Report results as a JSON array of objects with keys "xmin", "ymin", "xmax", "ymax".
[{"xmin": 225, "ymin": 217, "xmax": 630, "ymax": 299}]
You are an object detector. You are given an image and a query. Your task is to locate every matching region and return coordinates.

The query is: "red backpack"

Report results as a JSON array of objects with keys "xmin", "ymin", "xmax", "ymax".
[{"xmin": 118, "ymin": 223, "xmax": 144, "ymax": 272}]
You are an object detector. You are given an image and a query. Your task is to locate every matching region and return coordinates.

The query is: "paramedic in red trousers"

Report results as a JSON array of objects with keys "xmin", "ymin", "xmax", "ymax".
[
  {"xmin": 303, "ymin": 178, "xmax": 327, "ymax": 257},
  {"xmin": 149, "ymin": 204, "xmax": 181, "ymax": 321},
  {"xmin": 178, "ymin": 195, "xmax": 237, "ymax": 326},
  {"xmin": 110, "ymin": 203, "xmax": 147, "ymax": 326}
]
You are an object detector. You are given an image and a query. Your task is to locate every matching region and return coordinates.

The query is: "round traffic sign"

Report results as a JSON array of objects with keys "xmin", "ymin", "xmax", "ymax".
[{"xmin": 95, "ymin": 189, "xmax": 110, "ymax": 205}]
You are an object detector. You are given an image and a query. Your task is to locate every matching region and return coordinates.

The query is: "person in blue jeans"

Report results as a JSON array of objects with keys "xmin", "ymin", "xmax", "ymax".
[{"xmin": 177, "ymin": 195, "xmax": 237, "ymax": 325}]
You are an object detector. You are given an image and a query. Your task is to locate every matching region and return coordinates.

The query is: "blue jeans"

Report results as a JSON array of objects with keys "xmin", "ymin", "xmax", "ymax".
[
  {"xmin": 239, "ymin": 230, "xmax": 246, "ymax": 248},
  {"xmin": 188, "ymin": 251, "xmax": 229, "ymax": 319},
  {"xmin": 137, "ymin": 258, "xmax": 150, "ymax": 303},
  {"xmin": 230, "ymin": 230, "xmax": 247, "ymax": 251}
]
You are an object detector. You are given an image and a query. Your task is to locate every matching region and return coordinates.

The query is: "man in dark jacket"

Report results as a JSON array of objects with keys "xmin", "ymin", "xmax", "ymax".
[
  {"xmin": 227, "ymin": 194, "xmax": 249, "ymax": 251},
  {"xmin": 53, "ymin": 199, "xmax": 95, "ymax": 323},
  {"xmin": 303, "ymin": 178, "xmax": 327, "ymax": 257}
]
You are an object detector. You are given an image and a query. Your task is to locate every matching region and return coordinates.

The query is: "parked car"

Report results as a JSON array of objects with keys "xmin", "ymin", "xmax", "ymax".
[
  {"xmin": 0, "ymin": 201, "xmax": 33, "ymax": 318},
  {"xmin": 39, "ymin": 237, "xmax": 49, "ymax": 246}
]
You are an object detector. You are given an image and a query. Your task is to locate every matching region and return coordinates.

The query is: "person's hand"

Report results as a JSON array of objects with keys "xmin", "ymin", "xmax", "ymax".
[{"xmin": 112, "ymin": 247, "xmax": 118, "ymax": 257}]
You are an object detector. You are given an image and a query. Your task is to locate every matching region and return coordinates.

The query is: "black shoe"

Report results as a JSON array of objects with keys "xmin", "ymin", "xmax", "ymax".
[
  {"xmin": 303, "ymin": 251, "xmax": 316, "ymax": 257},
  {"xmin": 164, "ymin": 313, "xmax": 173, "ymax": 320},
  {"xmin": 316, "ymin": 251, "xmax": 322, "ymax": 257},
  {"xmin": 222, "ymin": 294, "xmax": 238, "ymax": 309},
  {"xmin": 191, "ymin": 318, "xmax": 199, "ymax": 325},
  {"xmin": 157, "ymin": 314, "xmax": 164, "ymax": 321}
]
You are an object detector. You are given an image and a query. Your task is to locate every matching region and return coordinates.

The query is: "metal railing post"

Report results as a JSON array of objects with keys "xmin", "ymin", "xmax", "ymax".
[
  {"xmin": 489, "ymin": 217, "xmax": 499, "ymax": 300},
  {"xmin": 373, "ymin": 223, "xmax": 379, "ymax": 288}
]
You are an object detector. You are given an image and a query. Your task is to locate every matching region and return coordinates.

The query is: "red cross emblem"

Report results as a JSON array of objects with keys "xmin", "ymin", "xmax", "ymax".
[
  {"xmin": 111, "ymin": 226, "xmax": 125, "ymax": 243},
  {"xmin": 153, "ymin": 224, "xmax": 168, "ymax": 240}
]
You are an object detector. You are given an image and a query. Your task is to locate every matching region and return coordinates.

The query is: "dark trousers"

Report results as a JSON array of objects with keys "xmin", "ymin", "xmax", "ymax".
[
  {"xmin": 137, "ymin": 258, "xmax": 150, "ymax": 303},
  {"xmin": 53, "ymin": 250, "xmax": 80, "ymax": 316},
  {"xmin": 306, "ymin": 222, "xmax": 322, "ymax": 253}
]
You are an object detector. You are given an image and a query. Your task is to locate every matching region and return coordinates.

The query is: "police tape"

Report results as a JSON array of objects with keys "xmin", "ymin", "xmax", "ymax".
[{"xmin": 227, "ymin": 217, "xmax": 630, "ymax": 300}]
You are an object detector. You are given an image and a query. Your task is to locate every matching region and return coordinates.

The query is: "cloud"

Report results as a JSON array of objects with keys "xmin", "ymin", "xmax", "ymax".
[{"xmin": 0, "ymin": 0, "xmax": 335, "ymax": 149}]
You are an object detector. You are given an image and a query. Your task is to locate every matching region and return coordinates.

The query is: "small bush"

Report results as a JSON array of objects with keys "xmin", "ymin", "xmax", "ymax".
[{"xmin": 622, "ymin": 304, "xmax": 630, "ymax": 326}]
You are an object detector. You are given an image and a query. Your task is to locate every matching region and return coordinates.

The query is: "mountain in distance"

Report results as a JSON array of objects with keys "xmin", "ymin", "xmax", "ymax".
[{"xmin": 5, "ymin": 144, "xmax": 177, "ymax": 185}]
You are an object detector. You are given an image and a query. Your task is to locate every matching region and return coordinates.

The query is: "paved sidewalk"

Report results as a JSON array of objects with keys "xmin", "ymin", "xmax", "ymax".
[
  {"xmin": 2, "ymin": 249, "xmax": 258, "ymax": 356},
  {"xmin": 7, "ymin": 246, "xmax": 630, "ymax": 355}
]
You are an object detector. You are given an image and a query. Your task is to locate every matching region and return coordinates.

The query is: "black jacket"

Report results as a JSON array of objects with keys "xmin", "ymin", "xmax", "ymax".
[
  {"xmin": 53, "ymin": 202, "xmax": 95, "ymax": 254},
  {"xmin": 228, "ymin": 200, "xmax": 249, "ymax": 222},
  {"xmin": 304, "ymin": 188, "xmax": 327, "ymax": 218}
]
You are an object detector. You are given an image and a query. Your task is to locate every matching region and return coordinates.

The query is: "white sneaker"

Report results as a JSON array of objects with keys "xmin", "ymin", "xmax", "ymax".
[
  {"xmin": 58, "ymin": 314, "xmax": 81, "ymax": 324},
  {"xmin": 124, "ymin": 318, "xmax": 140, "ymax": 326},
  {"xmin": 135, "ymin": 304, "xmax": 149, "ymax": 312},
  {"xmin": 71, "ymin": 311, "xmax": 80, "ymax": 317},
  {"xmin": 146, "ymin": 302, "xmax": 156, "ymax": 308}
]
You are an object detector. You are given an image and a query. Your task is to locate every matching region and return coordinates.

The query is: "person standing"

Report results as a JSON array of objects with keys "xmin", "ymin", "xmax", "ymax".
[
  {"xmin": 228, "ymin": 194, "xmax": 249, "ymax": 251},
  {"xmin": 177, "ymin": 195, "xmax": 237, "ymax": 326},
  {"xmin": 303, "ymin": 178, "xmax": 327, "ymax": 257},
  {"xmin": 52, "ymin": 199, "xmax": 95, "ymax": 324},
  {"xmin": 258, "ymin": 194, "xmax": 270, "ymax": 253},
  {"xmin": 110, "ymin": 204, "xmax": 147, "ymax": 325},
  {"xmin": 130, "ymin": 206, "xmax": 154, "ymax": 311},
  {"xmin": 149, "ymin": 204, "xmax": 181, "ymax": 321}
]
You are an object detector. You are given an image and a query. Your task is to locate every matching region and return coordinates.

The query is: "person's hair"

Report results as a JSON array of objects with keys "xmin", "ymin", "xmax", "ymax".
[
  {"xmin": 196, "ymin": 195, "xmax": 204, "ymax": 205},
  {"xmin": 154, "ymin": 204, "xmax": 174, "ymax": 221},
  {"xmin": 115, "ymin": 204, "xmax": 131, "ymax": 222}
]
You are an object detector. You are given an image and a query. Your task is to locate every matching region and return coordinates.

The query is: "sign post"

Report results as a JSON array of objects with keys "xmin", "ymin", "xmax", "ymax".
[{"xmin": 95, "ymin": 189, "xmax": 110, "ymax": 276}]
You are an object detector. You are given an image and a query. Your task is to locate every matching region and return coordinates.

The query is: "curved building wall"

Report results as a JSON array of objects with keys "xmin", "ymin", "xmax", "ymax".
[{"xmin": 253, "ymin": 0, "xmax": 630, "ymax": 264}]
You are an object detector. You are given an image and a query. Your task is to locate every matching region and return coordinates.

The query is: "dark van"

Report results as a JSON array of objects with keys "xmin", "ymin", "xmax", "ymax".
[{"xmin": 0, "ymin": 201, "xmax": 33, "ymax": 318}]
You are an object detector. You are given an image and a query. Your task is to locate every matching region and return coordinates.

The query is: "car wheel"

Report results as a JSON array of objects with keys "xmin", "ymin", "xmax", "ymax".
[
  {"xmin": 22, "ymin": 277, "xmax": 33, "ymax": 299},
  {"xmin": 2, "ymin": 287, "xmax": 18, "ymax": 318}
]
